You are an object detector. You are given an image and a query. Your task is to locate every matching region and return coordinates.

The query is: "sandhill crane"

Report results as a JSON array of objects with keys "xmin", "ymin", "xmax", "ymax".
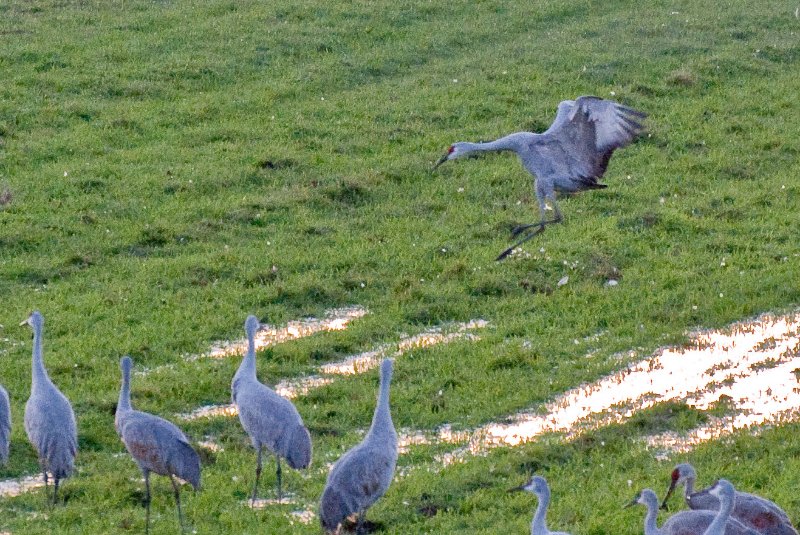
[
  {"xmin": 320, "ymin": 358, "xmax": 398, "ymax": 535},
  {"xmin": 231, "ymin": 315, "xmax": 311, "ymax": 504},
  {"xmin": 21, "ymin": 311, "xmax": 78, "ymax": 504},
  {"xmin": 508, "ymin": 475, "xmax": 572, "ymax": 535},
  {"xmin": 0, "ymin": 385, "xmax": 9, "ymax": 464},
  {"xmin": 627, "ymin": 487, "xmax": 759, "ymax": 535},
  {"xmin": 115, "ymin": 356, "xmax": 200, "ymax": 534},
  {"xmin": 662, "ymin": 463, "xmax": 798, "ymax": 535},
  {"xmin": 433, "ymin": 96, "xmax": 646, "ymax": 260}
]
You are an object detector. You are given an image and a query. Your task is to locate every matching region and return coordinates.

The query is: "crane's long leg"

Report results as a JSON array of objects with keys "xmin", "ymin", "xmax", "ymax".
[
  {"xmin": 53, "ymin": 476, "xmax": 60, "ymax": 505},
  {"xmin": 251, "ymin": 445, "xmax": 263, "ymax": 506},
  {"xmin": 511, "ymin": 196, "xmax": 563, "ymax": 237},
  {"xmin": 42, "ymin": 469, "xmax": 50, "ymax": 506},
  {"xmin": 496, "ymin": 226, "xmax": 546, "ymax": 261},
  {"xmin": 498, "ymin": 195, "xmax": 563, "ymax": 261},
  {"xmin": 275, "ymin": 456, "xmax": 282, "ymax": 503},
  {"xmin": 170, "ymin": 475, "xmax": 185, "ymax": 533},
  {"xmin": 144, "ymin": 471, "xmax": 152, "ymax": 535}
]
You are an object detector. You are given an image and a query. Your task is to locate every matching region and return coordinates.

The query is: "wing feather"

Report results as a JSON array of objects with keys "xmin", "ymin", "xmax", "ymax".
[{"xmin": 534, "ymin": 96, "xmax": 646, "ymax": 189}]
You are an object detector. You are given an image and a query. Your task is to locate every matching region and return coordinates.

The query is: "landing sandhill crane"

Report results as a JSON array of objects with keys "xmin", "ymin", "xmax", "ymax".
[
  {"xmin": 662, "ymin": 463, "xmax": 798, "ymax": 535},
  {"xmin": 508, "ymin": 475, "xmax": 572, "ymax": 535},
  {"xmin": 231, "ymin": 315, "xmax": 311, "ymax": 504},
  {"xmin": 433, "ymin": 96, "xmax": 646, "ymax": 260},
  {"xmin": 0, "ymin": 384, "xmax": 9, "ymax": 464},
  {"xmin": 627, "ymin": 487, "xmax": 759, "ymax": 535},
  {"xmin": 21, "ymin": 310, "xmax": 78, "ymax": 504},
  {"xmin": 320, "ymin": 358, "xmax": 398, "ymax": 534},
  {"xmin": 115, "ymin": 356, "xmax": 200, "ymax": 534}
]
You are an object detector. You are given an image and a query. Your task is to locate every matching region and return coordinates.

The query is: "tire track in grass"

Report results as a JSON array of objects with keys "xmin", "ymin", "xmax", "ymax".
[{"xmin": 397, "ymin": 311, "xmax": 800, "ymax": 465}]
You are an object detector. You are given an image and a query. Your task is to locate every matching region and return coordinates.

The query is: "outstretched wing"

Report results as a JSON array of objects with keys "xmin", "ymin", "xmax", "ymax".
[{"xmin": 535, "ymin": 96, "xmax": 646, "ymax": 189}]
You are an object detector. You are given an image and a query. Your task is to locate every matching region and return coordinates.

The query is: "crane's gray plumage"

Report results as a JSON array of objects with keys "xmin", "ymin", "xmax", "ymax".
[
  {"xmin": 627, "ymin": 487, "xmax": 760, "ymax": 535},
  {"xmin": 116, "ymin": 356, "xmax": 200, "ymax": 534},
  {"xmin": 662, "ymin": 463, "xmax": 798, "ymax": 535},
  {"xmin": 231, "ymin": 315, "xmax": 311, "ymax": 504},
  {"xmin": 508, "ymin": 475, "xmax": 572, "ymax": 535},
  {"xmin": 21, "ymin": 310, "xmax": 78, "ymax": 504},
  {"xmin": 0, "ymin": 385, "xmax": 10, "ymax": 464},
  {"xmin": 320, "ymin": 358, "xmax": 398, "ymax": 535},
  {"xmin": 705, "ymin": 480, "xmax": 737, "ymax": 535},
  {"xmin": 433, "ymin": 96, "xmax": 646, "ymax": 260}
]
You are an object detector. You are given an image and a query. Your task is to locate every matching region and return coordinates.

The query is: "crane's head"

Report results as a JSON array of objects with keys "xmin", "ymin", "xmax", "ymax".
[
  {"xmin": 660, "ymin": 462, "xmax": 696, "ymax": 509},
  {"xmin": 285, "ymin": 423, "xmax": 312, "ymax": 469},
  {"xmin": 625, "ymin": 489, "xmax": 657, "ymax": 509},
  {"xmin": 20, "ymin": 310, "xmax": 43, "ymax": 330},
  {"xmin": 244, "ymin": 315, "xmax": 260, "ymax": 336},
  {"xmin": 507, "ymin": 475, "xmax": 548, "ymax": 496},
  {"xmin": 432, "ymin": 142, "xmax": 471, "ymax": 170},
  {"xmin": 708, "ymin": 479, "xmax": 733, "ymax": 500}
]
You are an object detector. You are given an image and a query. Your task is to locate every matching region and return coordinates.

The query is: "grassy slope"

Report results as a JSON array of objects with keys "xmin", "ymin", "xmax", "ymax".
[{"xmin": 0, "ymin": 0, "xmax": 799, "ymax": 532}]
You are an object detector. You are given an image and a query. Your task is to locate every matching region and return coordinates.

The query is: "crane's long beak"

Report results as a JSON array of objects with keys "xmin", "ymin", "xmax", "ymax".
[
  {"xmin": 432, "ymin": 153, "xmax": 449, "ymax": 171},
  {"xmin": 507, "ymin": 484, "xmax": 526, "ymax": 493},
  {"xmin": 660, "ymin": 481, "xmax": 677, "ymax": 510},
  {"xmin": 623, "ymin": 496, "xmax": 639, "ymax": 509},
  {"xmin": 19, "ymin": 317, "xmax": 30, "ymax": 327}
]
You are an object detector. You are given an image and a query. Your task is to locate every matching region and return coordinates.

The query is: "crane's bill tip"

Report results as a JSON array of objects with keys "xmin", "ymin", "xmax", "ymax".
[
  {"xmin": 496, "ymin": 247, "xmax": 515, "ymax": 261},
  {"xmin": 432, "ymin": 153, "xmax": 449, "ymax": 170},
  {"xmin": 507, "ymin": 484, "xmax": 526, "ymax": 493}
]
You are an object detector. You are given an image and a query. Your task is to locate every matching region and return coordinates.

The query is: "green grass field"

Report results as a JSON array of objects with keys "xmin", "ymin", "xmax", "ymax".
[{"xmin": 1, "ymin": 0, "xmax": 799, "ymax": 533}]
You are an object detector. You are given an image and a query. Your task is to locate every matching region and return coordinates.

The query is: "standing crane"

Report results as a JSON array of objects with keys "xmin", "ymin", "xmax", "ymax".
[
  {"xmin": 320, "ymin": 358, "xmax": 398, "ymax": 535},
  {"xmin": 0, "ymin": 384, "xmax": 9, "ymax": 464},
  {"xmin": 115, "ymin": 356, "xmax": 201, "ymax": 534},
  {"xmin": 20, "ymin": 310, "xmax": 78, "ymax": 504},
  {"xmin": 433, "ymin": 96, "xmax": 646, "ymax": 260},
  {"xmin": 508, "ymin": 475, "xmax": 572, "ymax": 535},
  {"xmin": 231, "ymin": 315, "xmax": 311, "ymax": 504},
  {"xmin": 662, "ymin": 463, "xmax": 798, "ymax": 535}
]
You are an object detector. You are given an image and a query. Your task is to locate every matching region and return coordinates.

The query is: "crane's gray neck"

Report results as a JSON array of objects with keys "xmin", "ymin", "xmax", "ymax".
[
  {"xmin": 31, "ymin": 320, "xmax": 50, "ymax": 387},
  {"xmin": 706, "ymin": 489, "xmax": 733, "ymax": 535},
  {"xmin": 531, "ymin": 488, "xmax": 550, "ymax": 535},
  {"xmin": 463, "ymin": 134, "xmax": 524, "ymax": 155},
  {"xmin": 236, "ymin": 324, "xmax": 258, "ymax": 381},
  {"xmin": 643, "ymin": 495, "xmax": 663, "ymax": 535},
  {"xmin": 369, "ymin": 361, "xmax": 395, "ymax": 440},
  {"xmin": 683, "ymin": 475, "xmax": 695, "ymax": 499},
  {"xmin": 118, "ymin": 362, "xmax": 132, "ymax": 413}
]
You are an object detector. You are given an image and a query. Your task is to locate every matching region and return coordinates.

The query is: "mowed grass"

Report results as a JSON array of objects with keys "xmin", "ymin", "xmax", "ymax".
[{"xmin": 0, "ymin": 0, "xmax": 799, "ymax": 532}]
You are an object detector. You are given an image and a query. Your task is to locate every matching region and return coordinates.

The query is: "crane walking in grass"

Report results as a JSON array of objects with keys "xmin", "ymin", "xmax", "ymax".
[
  {"xmin": 320, "ymin": 358, "xmax": 398, "ymax": 535},
  {"xmin": 627, "ymin": 487, "xmax": 759, "ymax": 535},
  {"xmin": 662, "ymin": 463, "xmax": 798, "ymax": 535},
  {"xmin": 115, "ymin": 356, "xmax": 201, "ymax": 534},
  {"xmin": 433, "ymin": 96, "xmax": 646, "ymax": 260},
  {"xmin": 21, "ymin": 310, "xmax": 78, "ymax": 504},
  {"xmin": 508, "ymin": 475, "xmax": 573, "ymax": 535},
  {"xmin": 231, "ymin": 315, "xmax": 312, "ymax": 505},
  {"xmin": 0, "ymin": 383, "xmax": 10, "ymax": 465}
]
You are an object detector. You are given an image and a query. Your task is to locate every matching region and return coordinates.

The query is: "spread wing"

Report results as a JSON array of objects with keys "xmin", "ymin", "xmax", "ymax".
[{"xmin": 535, "ymin": 96, "xmax": 646, "ymax": 188}]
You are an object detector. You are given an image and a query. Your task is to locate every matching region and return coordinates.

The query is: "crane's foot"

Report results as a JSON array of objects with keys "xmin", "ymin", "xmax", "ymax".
[{"xmin": 496, "ymin": 226, "xmax": 546, "ymax": 261}]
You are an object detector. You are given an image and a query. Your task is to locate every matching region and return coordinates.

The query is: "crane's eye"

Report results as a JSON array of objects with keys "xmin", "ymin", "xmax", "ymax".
[{"xmin": 448, "ymin": 145, "xmax": 455, "ymax": 154}]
